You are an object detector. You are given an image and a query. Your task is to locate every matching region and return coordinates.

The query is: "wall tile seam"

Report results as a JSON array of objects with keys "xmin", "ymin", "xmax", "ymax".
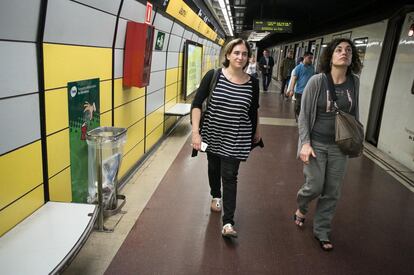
[
  {"xmin": 145, "ymin": 105, "xmax": 165, "ymax": 118},
  {"xmin": 69, "ymin": 0, "xmax": 120, "ymax": 17},
  {"xmin": 150, "ymin": 68, "xmax": 168, "ymax": 74},
  {"xmin": 123, "ymin": 137, "xmax": 145, "ymax": 157},
  {"xmin": 146, "ymin": 87, "xmax": 166, "ymax": 96},
  {"xmin": 145, "ymin": 120, "xmax": 164, "ymax": 137},
  {"xmin": 42, "ymin": 41, "xmax": 113, "ymax": 49},
  {"xmin": 0, "ymin": 39, "xmax": 36, "ymax": 44},
  {"xmin": 113, "ymin": 96, "xmax": 145, "ymax": 110},
  {"xmin": 0, "ymin": 183, "xmax": 44, "ymax": 213},
  {"xmin": 44, "ymin": 78, "xmax": 113, "ymax": 92},
  {"xmin": 0, "ymin": 139, "xmax": 41, "ymax": 158},
  {"xmin": 0, "ymin": 91, "xmax": 40, "ymax": 102},
  {"xmin": 164, "ymin": 96, "xmax": 178, "ymax": 105},
  {"xmin": 114, "ymin": 115, "xmax": 146, "ymax": 130},
  {"xmin": 46, "ymin": 127, "xmax": 69, "ymax": 138},
  {"xmin": 48, "ymin": 165, "xmax": 71, "ymax": 181}
]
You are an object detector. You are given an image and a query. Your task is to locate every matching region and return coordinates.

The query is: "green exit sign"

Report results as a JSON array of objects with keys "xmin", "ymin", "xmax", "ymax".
[{"xmin": 253, "ymin": 20, "xmax": 293, "ymax": 33}]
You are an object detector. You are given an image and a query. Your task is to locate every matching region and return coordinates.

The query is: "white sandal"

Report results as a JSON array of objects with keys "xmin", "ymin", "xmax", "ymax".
[
  {"xmin": 211, "ymin": 198, "xmax": 222, "ymax": 212},
  {"xmin": 222, "ymin": 223, "xmax": 238, "ymax": 238}
]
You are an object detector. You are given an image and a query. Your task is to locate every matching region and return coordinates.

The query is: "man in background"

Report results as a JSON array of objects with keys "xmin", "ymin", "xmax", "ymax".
[
  {"xmin": 287, "ymin": 51, "xmax": 315, "ymax": 120},
  {"xmin": 279, "ymin": 49, "xmax": 296, "ymax": 96},
  {"xmin": 259, "ymin": 49, "xmax": 275, "ymax": 92}
]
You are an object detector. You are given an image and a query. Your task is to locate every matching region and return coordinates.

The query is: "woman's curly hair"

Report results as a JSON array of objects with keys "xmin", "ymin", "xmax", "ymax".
[{"xmin": 318, "ymin": 38, "xmax": 362, "ymax": 75}]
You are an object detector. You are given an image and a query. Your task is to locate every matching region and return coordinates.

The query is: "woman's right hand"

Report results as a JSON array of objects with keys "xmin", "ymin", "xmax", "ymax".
[
  {"xmin": 300, "ymin": 143, "xmax": 316, "ymax": 165},
  {"xmin": 191, "ymin": 132, "xmax": 202, "ymax": 151}
]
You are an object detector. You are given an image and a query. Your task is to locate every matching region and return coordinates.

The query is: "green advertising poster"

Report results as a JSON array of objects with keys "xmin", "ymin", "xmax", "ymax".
[{"xmin": 68, "ymin": 78, "xmax": 100, "ymax": 202}]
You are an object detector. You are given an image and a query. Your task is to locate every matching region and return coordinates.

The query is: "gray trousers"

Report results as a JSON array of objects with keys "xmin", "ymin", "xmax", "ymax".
[{"xmin": 297, "ymin": 140, "xmax": 348, "ymax": 241}]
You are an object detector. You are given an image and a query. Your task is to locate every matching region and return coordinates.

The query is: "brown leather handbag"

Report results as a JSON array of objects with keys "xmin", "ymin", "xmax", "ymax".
[
  {"xmin": 327, "ymin": 73, "xmax": 364, "ymax": 158},
  {"xmin": 334, "ymin": 109, "xmax": 364, "ymax": 157}
]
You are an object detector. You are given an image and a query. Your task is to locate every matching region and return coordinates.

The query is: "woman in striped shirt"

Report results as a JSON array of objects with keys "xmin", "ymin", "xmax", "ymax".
[{"xmin": 191, "ymin": 38, "xmax": 261, "ymax": 238}]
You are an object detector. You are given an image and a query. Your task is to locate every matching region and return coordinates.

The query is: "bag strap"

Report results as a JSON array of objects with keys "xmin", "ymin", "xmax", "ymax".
[
  {"xmin": 326, "ymin": 72, "xmax": 356, "ymax": 112},
  {"xmin": 326, "ymin": 73, "xmax": 337, "ymax": 102},
  {"xmin": 205, "ymin": 68, "xmax": 221, "ymax": 109}
]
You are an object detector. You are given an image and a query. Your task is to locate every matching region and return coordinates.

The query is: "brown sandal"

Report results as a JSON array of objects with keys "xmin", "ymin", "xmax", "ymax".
[
  {"xmin": 315, "ymin": 237, "xmax": 334, "ymax": 251},
  {"xmin": 293, "ymin": 214, "xmax": 305, "ymax": 227}
]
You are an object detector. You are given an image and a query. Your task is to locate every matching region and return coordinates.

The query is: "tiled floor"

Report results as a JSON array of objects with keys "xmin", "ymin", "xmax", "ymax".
[{"xmin": 64, "ymin": 79, "xmax": 414, "ymax": 275}]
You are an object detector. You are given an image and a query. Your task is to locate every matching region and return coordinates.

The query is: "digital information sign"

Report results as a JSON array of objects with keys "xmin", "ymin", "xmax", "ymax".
[{"xmin": 253, "ymin": 20, "xmax": 293, "ymax": 33}]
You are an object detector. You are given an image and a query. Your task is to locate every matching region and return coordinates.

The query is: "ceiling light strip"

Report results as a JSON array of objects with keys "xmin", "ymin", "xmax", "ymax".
[{"xmin": 218, "ymin": 0, "xmax": 234, "ymax": 36}]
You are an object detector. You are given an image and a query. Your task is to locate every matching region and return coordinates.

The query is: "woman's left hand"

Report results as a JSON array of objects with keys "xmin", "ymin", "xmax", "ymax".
[{"xmin": 253, "ymin": 131, "xmax": 261, "ymax": 144}]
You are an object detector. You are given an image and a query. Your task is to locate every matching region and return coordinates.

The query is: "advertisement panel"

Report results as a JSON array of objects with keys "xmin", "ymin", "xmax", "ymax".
[
  {"xmin": 67, "ymin": 78, "xmax": 100, "ymax": 202},
  {"xmin": 183, "ymin": 41, "xmax": 202, "ymax": 99}
]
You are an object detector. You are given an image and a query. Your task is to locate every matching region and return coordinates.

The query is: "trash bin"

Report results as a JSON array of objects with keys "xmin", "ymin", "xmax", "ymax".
[{"xmin": 86, "ymin": 126, "xmax": 127, "ymax": 231}]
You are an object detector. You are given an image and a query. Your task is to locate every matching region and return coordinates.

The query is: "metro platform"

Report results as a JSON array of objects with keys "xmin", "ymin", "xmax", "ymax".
[{"xmin": 64, "ymin": 80, "xmax": 414, "ymax": 275}]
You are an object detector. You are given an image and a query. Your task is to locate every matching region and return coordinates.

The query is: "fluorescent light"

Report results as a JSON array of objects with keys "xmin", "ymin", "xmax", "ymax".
[{"xmin": 218, "ymin": 0, "xmax": 234, "ymax": 36}]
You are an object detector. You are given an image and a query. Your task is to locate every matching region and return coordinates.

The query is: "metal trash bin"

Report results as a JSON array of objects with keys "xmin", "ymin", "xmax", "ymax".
[{"xmin": 86, "ymin": 127, "xmax": 127, "ymax": 232}]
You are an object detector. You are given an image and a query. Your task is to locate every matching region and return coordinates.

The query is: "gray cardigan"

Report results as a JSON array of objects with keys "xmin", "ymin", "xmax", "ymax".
[{"xmin": 297, "ymin": 73, "xmax": 360, "ymax": 157}]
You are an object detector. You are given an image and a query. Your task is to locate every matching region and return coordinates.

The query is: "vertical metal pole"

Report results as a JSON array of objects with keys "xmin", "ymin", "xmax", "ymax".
[
  {"xmin": 112, "ymin": 144, "xmax": 117, "ymax": 210},
  {"xmin": 97, "ymin": 142, "xmax": 104, "ymax": 231}
]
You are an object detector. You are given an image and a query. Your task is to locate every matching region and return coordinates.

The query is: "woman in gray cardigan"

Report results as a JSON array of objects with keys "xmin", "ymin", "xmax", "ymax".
[{"xmin": 293, "ymin": 38, "xmax": 362, "ymax": 251}]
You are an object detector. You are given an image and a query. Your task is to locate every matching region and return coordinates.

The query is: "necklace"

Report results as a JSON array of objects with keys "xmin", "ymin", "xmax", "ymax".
[{"xmin": 224, "ymin": 68, "xmax": 246, "ymax": 83}]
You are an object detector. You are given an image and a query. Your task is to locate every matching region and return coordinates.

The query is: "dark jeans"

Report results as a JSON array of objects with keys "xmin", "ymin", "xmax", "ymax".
[
  {"xmin": 262, "ymin": 73, "xmax": 272, "ymax": 91},
  {"xmin": 281, "ymin": 76, "xmax": 290, "ymax": 95},
  {"xmin": 207, "ymin": 152, "xmax": 241, "ymax": 225},
  {"xmin": 294, "ymin": 93, "xmax": 303, "ymax": 120}
]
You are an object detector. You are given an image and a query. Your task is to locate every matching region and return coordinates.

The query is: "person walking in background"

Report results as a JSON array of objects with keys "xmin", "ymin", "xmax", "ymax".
[
  {"xmin": 279, "ymin": 49, "xmax": 295, "ymax": 96},
  {"xmin": 287, "ymin": 51, "xmax": 315, "ymax": 120},
  {"xmin": 191, "ymin": 38, "xmax": 261, "ymax": 239},
  {"xmin": 245, "ymin": 55, "xmax": 258, "ymax": 78},
  {"xmin": 296, "ymin": 56, "xmax": 304, "ymax": 65},
  {"xmin": 293, "ymin": 38, "xmax": 362, "ymax": 251},
  {"xmin": 258, "ymin": 49, "xmax": 275, "ymax": 91}
]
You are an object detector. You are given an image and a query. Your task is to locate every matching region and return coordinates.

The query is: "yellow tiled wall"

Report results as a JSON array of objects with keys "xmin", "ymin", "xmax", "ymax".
[{"xmin": 0, "ymin": 0, "xmax": 221, "ymax": 236}]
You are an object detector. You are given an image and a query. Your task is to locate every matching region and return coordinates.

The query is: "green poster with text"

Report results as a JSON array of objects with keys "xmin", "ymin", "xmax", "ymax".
[{"xmin": 68, "ymin": 78, "xmax": 100, "ymax": 202}]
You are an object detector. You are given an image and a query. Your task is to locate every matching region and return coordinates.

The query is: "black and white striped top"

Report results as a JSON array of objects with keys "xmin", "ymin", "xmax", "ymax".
[{"xmin": 201, "ymin": 73, "xmax": 254, "ymax": 161}]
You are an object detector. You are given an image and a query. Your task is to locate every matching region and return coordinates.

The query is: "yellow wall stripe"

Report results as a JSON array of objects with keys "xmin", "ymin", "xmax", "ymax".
[
  {"xmin": 49, "ymin": 168, "xmax": 72, "ymax": 202},
  {"xmin": 166, "ymin": 0, "xmax": 217, "ymax": 40},
  {"xmin": 43, "ymin": 43, "xmax": 111, "ymax": 90},
  {"xmin": 118, "ymin": 141, "xmax": 145, "ymax": 179},
  {"xmin": 177, "ymin": 81, "xmax": 182, "ymax": 99},
  {"xmin": 114, "ymin": 97, "xmax": 145, "ymax": 128},
  {"xmin": 45, "ymin": 88, "xmax": 69, "ymax": 135},
  {"xmin": 178, "ymin": 68, "xmax": 182, "ymax": 83},
  {"xmin": 179, "ymin": 53, "xmax": 183, "ymax": 67},
  {"xmin": 100, "ymin": 80, "xmax": 112, "ymax": 113},
  {"xmin": 0, "ymin": 185, "xmax": 44, "ymax": 237},
  {"xmin": 0, "ymin": 141, "xmax": 43, "ymax": 210},
  {"xmin": 47, "ymin": 129, "xmax": 70, "ymax": 178},
  {"xmin": 165, "ymin": 82, "xmax": 178, "ymax": 103},
  {"xmin": 166, "ymin": 68, "xmax": 179, "ymax": 86},
  {"xmin": 146, "ymin": 106, "xmax": 164, "ymax": 135},
  {"xmin": 145, "ymin": 123, "xmax": 164, "ymax": 152},
  {"xmin": 114, "ymin": 78, "xmax": 145, "ymax": 108},
  {"xmin": 100, "ymin": 111, "xmax": 112, "ymax": 127},
  {"xmin": 123, "ymin": 119, "xmax": 145, "ymax": 154}
]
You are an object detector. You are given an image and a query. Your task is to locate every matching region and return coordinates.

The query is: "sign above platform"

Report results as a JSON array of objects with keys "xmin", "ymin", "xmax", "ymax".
[{"xmin": 253, "ymin": 20, "xmax": 293, "ymax": 33}]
